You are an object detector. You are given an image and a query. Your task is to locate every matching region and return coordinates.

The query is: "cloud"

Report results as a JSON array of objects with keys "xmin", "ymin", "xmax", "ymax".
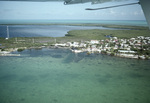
[
  {"xmin": 109, "ymin": 9, "xmax": 116, "ymax": 15},
  {"xmin": 0, "ymin": 1, "xmax": 146, "ymax": 20}
]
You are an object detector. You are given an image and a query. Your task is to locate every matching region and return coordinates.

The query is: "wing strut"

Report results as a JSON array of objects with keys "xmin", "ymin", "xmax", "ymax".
[
  {"xmin": 85, "ymin": 2, "xmax": 140, "ymax": 10},
  {"xmin": 140, "ymin": 0, "xmax": 150, "ymax": 29}
]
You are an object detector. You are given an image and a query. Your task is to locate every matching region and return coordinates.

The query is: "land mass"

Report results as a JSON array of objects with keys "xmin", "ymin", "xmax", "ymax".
[{"xmin": 0, "ymin": 24, "xmax": 150, "ymax": 59}]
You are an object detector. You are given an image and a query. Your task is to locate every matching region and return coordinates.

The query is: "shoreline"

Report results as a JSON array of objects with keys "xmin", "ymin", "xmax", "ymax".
[
  {"xmin": 0, "ymin": 23, "xmax": 148, "ymax": 30},
  {"xmin": 2, "ymin": 45, "xmax": 149, "ymax": 60},
  {"xmin": 0, "ymin": 24, "xmax": 150, "ymax": 59},
  {"xmin": 0, "ymin": 43, "xmax": 150, "ymax": 60},
  {"xmin": 0, "ymin": 19, "xmax": 148, "ymax": 27}
]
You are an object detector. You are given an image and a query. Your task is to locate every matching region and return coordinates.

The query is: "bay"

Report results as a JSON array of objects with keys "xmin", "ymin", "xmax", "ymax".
[
  {"xmin": 0, "ymin": 20, "xmax": 147, "ymax": 38},
  {"xmin": 0, "ymin": 25, "xmax": 115, "ymax": 38}
]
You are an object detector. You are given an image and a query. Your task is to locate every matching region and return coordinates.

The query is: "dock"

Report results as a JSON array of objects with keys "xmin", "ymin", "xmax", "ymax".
[{"xmin": 0, "ymin": 53, "xmax": 20, "ymax": 56}]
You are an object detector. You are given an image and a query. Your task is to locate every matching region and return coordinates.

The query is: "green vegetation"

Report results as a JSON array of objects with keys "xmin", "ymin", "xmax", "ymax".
[
  {"xmin": 0, "ymin": 37, "xmax": 55, "ymax": 49},
  {"xmin": 17, "ymin": 48, "xmax": 25, "ymax": 52},
  {"xmin": 0, "ymin": 25, "xmax": 150, "ymax": 51},
  {"xmin": 131, "ymin": 48, "xmax": 150, "ymax": 56},
  {"xmin": 65, "ymin": 29, "xmax": 150, "ymax": 40}
]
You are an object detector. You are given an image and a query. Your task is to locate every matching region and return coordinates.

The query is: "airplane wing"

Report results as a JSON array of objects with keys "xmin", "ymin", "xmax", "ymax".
[
  {"xmin": 64, "ymin": 0, "xmax": 127, "ymax": 5},
  {"xmin": 0, "ymin": 0, "xmax": 127, "ymax": 4},
  {"xmin": 0, "ymin": 0, "xmax": 149, "ymax": 29}
]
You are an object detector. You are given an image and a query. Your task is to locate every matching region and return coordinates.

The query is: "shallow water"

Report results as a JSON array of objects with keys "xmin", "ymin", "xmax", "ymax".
[{"xmin": 0, "ymin": 48, "xmax": 150, "ymax": 103}]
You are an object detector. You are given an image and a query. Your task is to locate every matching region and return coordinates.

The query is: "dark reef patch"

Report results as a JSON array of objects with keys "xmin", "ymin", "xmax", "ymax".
[
  {"xmin": 128, "ymin": 73, "xmax": 144, "ymax": 78},
  {"xmin": 0, "ymin": 74, "xmax": 17, "ymax": 81},
  {"xmin": 51, "ymin": 54, "xmax": 62, "ymax": 58},
  {"xmin": 19, "ymin": 75, "xmax": 37, "ymax": 82}
]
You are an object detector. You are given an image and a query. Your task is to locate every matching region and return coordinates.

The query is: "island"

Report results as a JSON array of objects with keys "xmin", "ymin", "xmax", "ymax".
[{"xmin": 0, "ymin": 24, "xmax": 150, "ymax": 59}]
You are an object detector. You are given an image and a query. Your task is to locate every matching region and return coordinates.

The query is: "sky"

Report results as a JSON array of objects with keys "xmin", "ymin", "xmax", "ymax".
[{"xmin": 0, "ymin": 0, "xmax": 146, "ymax": 20}]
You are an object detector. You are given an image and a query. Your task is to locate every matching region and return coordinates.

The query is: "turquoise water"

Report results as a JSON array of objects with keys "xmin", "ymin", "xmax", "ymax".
[
  {"xmin": 0, "ymin": 19, "xmax": 148, "ymax": 27},
  {"xmin": 0, "ymin": 48, "xmax": 150, "ymax": 103}
]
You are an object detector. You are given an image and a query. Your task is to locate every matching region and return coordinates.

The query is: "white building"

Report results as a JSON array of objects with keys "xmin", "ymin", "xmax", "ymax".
[
  {"xmin": 90, "ymin": 40, "xmax": 99, "ymax": 44},
  {"xmin": 55, "ymin": 43, "xmax": 67, "ymax": 47},
  {"xmin": 113, "ymin": 37, "xmax": 117, "ymax": 39},
  {"xmin": 118, "ymin": 50, "xmax": 136, "ymax": 54},
  {"xmin": 137, "ymin": 36, "xmax": 144, "ymax": 39},
  {"xmin": 79, "ymin": 43, "xmax": 87, "ymax": 48},
  {"xmin": 68, "ymin": 42, "xmax": 79, "ymax": 47}
]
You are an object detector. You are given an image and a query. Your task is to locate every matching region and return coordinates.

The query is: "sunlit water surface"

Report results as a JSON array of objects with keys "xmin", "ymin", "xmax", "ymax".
[{"xmin": 0, "ymin": 48, "xmax": 150, "ymax": 103}]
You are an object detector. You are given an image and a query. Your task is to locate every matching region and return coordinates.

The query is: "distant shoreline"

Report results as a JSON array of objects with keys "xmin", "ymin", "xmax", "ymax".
[
  {"xmin": 0, "ymin": 19, "xmax": 148, "ymax": 27},
  {"xmin": 1, "ymin": 23, "xmax": 148, "ymax": 39},
  {"xmin": 0, "ymin": 23, "xmax": 149, "ymax": 30}
]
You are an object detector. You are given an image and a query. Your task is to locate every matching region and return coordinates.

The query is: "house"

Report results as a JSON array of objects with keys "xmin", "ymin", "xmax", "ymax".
[
  {"xmin": 129, "ymin": 42, "xmax": 134, "ymax": 45},
  {"xmin": 145, "ymin": 37, "xmax": 150, "ymax": 40},
  {"xmin": 114, "ymin": 45, "xmax": 118, "ymax": 49},
  {"xmin": 124, "ymin": 44, "xmax": 129, "ymax": 48},
  {"xmin": 70, "ymin": 42, "xmax": 79, "ymax": 47},
  {"xmin": 55, "ymin": 43, "xmax": 67, "ymax": 47},
  {"xmin": 105, "ymin": 43, "xmax": 109, "ymax": 47},
  {"xmin": 113, "ymin": 37, "xmax": 117, "ymax": 40},
  {"xmin": 118, "ymin": 50, "xmax": 136, "ymax": 54},
  {"xmin": 130, "ymin": 38, "xmax": 135, "ymax": 40},
  {"xmin": 90, "ymin": 40, "xmax": 99, "ymax": 44},
  {"xmin": 79, "ymin": 43, "xmax": 87, "ymax": 48},
  {"xmin": 134, "ymin": 43, "xmax": 141, "ymax": 46},
  {"xmin": 137, "ymin": 36, "xmax": 144, "ymax": 39},
  {"xmin": 122, "ymin": 39, "xmax": 127, "ymax": 44}
]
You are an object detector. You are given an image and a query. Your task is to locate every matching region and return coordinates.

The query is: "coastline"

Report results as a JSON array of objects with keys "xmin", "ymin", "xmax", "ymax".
[
  {"xmin": 54, "ymin": 35, "xmax": 150, "ymax": 60},
  {"xmin": 0, "ymin": 19, "xmax": 148, "ymax": 27},
  {"xmin": 1, "ymin": 23, "xmax": 148, "ymax": 30},
  {"xmin": 0, "ymin": 24, "xmax": 150, "ymax": 59}
]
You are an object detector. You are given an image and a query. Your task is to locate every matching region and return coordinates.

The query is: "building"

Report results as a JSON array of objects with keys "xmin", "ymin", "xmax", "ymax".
[{"xmin": 90, "ymin": 40, "xmax": 99, "ymax": 44}]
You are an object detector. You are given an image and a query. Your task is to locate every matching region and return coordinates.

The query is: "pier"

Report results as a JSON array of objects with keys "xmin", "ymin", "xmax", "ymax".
[{"xmin": 0, "ymin": 53, "xmax": 20, "ymax": 56}]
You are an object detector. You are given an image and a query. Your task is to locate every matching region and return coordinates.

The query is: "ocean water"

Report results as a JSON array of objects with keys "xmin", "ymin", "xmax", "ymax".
[
  {"xmin": 0, "ymin": 25, "xmax": 118, "ymax": 38},
  {"xmin": 0, "ymin": 48, "xmax": 150, "ymax": 103},
  {"xmin": 0, "ymin": 20, "xmax": 147, "ymax": 38},
  {"xmin": 0, "ymin": 20, "xmax": 148, "ymax": 27}
]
